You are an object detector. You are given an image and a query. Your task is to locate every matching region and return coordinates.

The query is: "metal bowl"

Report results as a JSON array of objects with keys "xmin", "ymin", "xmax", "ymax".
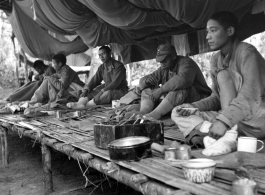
[
  {"xmin": 108, "ymin": 136, "xmax": 152, "ymax": 161},
  {"xmin": 181, "ymin": 159, "xmax": 216, "ymax": 183}
]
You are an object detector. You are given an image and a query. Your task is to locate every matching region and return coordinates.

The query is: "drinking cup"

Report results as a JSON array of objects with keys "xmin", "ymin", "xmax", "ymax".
[{"xmin": 237, "ymin": 137, "xmax": 264, "ymax": 153}]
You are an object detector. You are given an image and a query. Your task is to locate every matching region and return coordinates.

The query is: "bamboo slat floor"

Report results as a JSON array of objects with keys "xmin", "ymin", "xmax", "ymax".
[
  {"xmin": 1, "ymin": 113, "xmax": 265, "ymax": 195},
  {"xmin": 164, "ymin": 127, "xmax": 185, "ymax": 142}
]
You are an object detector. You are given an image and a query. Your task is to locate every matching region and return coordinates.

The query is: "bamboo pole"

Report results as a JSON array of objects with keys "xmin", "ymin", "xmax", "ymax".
[
  {"xmin": 0, "ymin": 128, "xmax": 5, "ymax": 166},
  {"xmin": 3, "ymin": 127, "xmax": 8, "ymax": 166},
  {"xmin": 42, "ymin": 141, "xmax": 53, "ymax": 195},
  {"xmin": 0, "ymin": 126, "xmax": 8, "ymax": 167}
]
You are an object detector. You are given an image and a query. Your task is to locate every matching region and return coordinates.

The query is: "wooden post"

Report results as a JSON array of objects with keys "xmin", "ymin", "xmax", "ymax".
[
  {"xmin": 126, "ymin": 63, "xmax": 132, "ymax": 87},
  {"xmin": 42, "ymin": 142, "xmax": 53, "ymax": 195},
  {"xmin": 0, "ymin": 126, "xmax": 9, "ymax": 167}
]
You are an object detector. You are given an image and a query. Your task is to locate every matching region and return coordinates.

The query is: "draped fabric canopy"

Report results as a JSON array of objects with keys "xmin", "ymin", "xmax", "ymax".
[{"xmin": 5, "ymin": 0, "xmax": 265, "ymax": 65}]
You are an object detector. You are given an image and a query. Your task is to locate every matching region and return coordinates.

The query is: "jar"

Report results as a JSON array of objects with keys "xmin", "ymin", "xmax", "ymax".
[
  {"xmin": 232, "ymin": 178, "xmax": 258, "ymax": 195},
  {"xmin": 164, "ymin": 148, "xmax": 177, "ymax": 160},
  {"xmin": 73, "ymin": 111, "xmax": 81, "ymax": 118},
  {"xmin": 56, "ymin": 111, "xmax": 62, "ymax": 118},
  {"xmin": 175, "ymin": 145, "xmax": 191, "ymax": 160}
]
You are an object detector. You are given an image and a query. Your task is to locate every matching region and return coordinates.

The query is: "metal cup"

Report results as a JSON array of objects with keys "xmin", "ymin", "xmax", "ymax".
[
  {"xmin": 73, "ymin": 111, "xmax": 81, "ymax": 118},
  {"xmin": 56, "ymin": 111, "xmax": 62, "ymax": 118},
  {"xmin": 112, "ymin": 100, "xmax": 120, "ymax": 108},
  {"xmin": 164, "ymin": 148, "xmax": 177, "ymax": 160},
  {"xmin": 175, "ymin": 145, "xmax": 191, "ymax": 160},
  {"xmin": 232, "ymin": 179, "xmax": 258, "ymax": 195}
]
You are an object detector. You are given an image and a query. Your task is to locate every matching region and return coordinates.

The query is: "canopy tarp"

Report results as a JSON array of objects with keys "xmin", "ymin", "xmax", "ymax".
[{"xmin": 5, "ymin": 0, "xmax": 265, "ymax": 64}]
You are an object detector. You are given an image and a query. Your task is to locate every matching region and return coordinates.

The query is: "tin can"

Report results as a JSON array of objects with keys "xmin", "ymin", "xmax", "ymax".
[
  {"xmin": 73, "ymin": 111, "xmax": 81, "ymax": 118},
  {"xmin": 232, "ymin": 179, "xmax": 258, "ymax": 195},
  {"xmin": 112, "ymin": 100, "xmax": 120, "ymax": 108},
  {"xmin": 175, "ymin": 145, "xmax": 191, "ymax": 160},
  {"xmin": 164, "ymin": 147, "xmax": 177, "ymax": 160},
  {"xmin": 56, "ymin": 111, "xmax": 62, "ymax": 118}
]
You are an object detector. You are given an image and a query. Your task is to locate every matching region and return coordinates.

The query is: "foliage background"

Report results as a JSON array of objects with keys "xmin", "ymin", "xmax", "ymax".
[{"xmin": 0, "ymin": 12, "xmax": 17, "ymax": 89}]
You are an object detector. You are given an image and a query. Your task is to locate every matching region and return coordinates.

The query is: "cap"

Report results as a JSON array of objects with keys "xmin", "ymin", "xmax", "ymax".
[{"xmin": 156, "ymin": 44, "xmax": 176, "ymax": 62}]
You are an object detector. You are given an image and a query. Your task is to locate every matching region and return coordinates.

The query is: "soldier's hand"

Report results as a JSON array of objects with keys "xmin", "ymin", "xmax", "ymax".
[
  {"xmin": 80, "ymin": 89, "xmax": 88, "ymax": 98},
  {"xmin": 151, "ymin": 88, "xmax": 162, "ymax": 101},
  {"xmin": 57, "ymin": 90, "xmax": 64, "ymax": 98},
  {"xmin": 175, "ymin": 104, "xmax": 198, "ymax": 116},
  {"xmin": 146, "ymin": 75, "xmax": 158, "ymax": 86},
  {"xmin": 209, "ymin": 120, "xmax": 228, "ymax": 140}
]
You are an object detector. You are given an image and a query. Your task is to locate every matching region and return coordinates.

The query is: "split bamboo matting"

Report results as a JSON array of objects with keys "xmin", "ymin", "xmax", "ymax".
[{"xmin": 1, "ymin": 113, "xmax": 265, "ymax": 195}]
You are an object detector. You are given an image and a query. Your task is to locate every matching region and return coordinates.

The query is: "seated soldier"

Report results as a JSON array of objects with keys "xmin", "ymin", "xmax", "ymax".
[
  {"xmin": 127, "ymin": 44, "xmax": 211, "ymax": 120},
  {"xmin": 171, "ymin": 11, "xmax": 265, "ymax": 156},
  {"xmin": 67, "ymin": 46, "xmax": 128, "ymax": 108},
  {"xmin": 30, "ymin": 54, "xmax": 84, "ymax": 104},
  {"xmin": 33, "ymin": 60, "xmax": 56, "ymax": 81},
  {"xmin": 6, "ymin": 60, "xmax": 55, "ymax": 102}
]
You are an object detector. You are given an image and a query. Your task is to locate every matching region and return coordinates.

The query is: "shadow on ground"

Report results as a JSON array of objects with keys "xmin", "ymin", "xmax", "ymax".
[{"xmin": 0, "ymin": 130, "xmax": 141, "ymax": 195}]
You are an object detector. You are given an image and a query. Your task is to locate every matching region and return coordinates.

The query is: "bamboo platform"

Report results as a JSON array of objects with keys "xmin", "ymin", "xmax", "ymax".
[
  {"xmin": 0, "ymin": 113, "xmax": 265, "ymax": 195},
  {"xmin": 164, "ymin": 127, "xmax": 185, "ymax": 142}
]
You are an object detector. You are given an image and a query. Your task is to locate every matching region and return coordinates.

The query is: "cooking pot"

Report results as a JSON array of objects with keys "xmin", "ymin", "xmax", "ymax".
[
  {"xmin": 108, "ymin": 136, "xmax": 152, "ymax": 161},
  {"xmin": 94, "ymin": 120, "xmax": 164, "ymax": 149}
]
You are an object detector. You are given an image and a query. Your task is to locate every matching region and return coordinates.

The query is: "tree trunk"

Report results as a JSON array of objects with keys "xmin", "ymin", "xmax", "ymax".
[
  {"xmin": 21, "ymin": 49, "xmax": 29, "ymax": 83},
  {"xmin": 11, "ymin": 32, "xmax": 20, "ymax": 87}
]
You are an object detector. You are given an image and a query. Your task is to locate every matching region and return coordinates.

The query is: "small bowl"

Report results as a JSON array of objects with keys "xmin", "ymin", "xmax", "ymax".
[{"xmin": 181, "ymin": 158, "xmax": 216, "ymax": 183}]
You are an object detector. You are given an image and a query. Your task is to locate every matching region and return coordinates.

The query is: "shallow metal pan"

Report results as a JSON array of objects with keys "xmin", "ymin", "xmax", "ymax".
[{"xmin": 108, "ymin": 136, "xmax": 152, "ymax": 161}]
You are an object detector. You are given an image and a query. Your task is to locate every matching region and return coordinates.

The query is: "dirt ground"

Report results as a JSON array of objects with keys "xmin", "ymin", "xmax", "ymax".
[{"xmin": 0, "ymin": 88, "xmax": 141, "ymax": 195}]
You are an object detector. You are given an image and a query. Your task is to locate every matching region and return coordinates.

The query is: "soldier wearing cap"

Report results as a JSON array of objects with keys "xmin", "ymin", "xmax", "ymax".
[{"xmin": 134, "ymin": 44, "xmax": 211, "ymax": 120}]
